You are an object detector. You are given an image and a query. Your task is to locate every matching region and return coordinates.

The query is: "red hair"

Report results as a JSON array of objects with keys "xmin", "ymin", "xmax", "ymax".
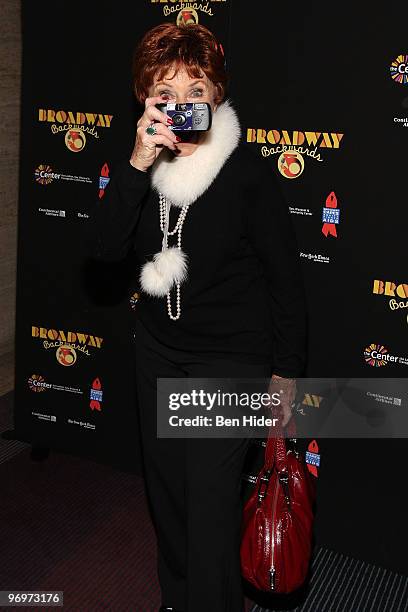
[{"xmin": 131, "ymin": 22, "xmax": 228, "ymax": 104}]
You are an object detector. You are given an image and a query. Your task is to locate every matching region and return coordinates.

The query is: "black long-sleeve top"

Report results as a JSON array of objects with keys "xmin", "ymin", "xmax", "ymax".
[{"xmin": 84, "ymin": 142, "xmax": 308, "ymax": 377}]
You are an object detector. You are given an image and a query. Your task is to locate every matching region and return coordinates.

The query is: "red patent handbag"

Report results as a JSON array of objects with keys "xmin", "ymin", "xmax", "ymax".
[{"xmin": 240, "ymin": 413, "xmax": 317, "ymax": 594}]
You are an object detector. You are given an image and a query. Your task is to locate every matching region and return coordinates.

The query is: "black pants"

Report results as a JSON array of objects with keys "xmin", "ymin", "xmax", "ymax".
[{"xmin": 132, "ymin": 316, "xmax": 273, "ymax": 612}]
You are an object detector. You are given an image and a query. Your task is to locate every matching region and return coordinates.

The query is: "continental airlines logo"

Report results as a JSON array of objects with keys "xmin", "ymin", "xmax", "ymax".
[
  {"xmin": 373, "ymin": 279, "xmax": 408, "ymax": 325},
  {"xmin": 390, "ymin": 54, "xmax": 408, "ymax": 85},
  {"xmin": 150, "ymin": 0, "xmax": 226, "ymax": 20},
  {"xmin": 247, "ymin": 128, "xmax": 344, "ymax": 179},
  {"xmin": 32, "ymin": 326, "xmax": 103, "ymax": 366},
  {"xmin": 38, "ymin": 109, "xmax": 113, "ymax": 152}
]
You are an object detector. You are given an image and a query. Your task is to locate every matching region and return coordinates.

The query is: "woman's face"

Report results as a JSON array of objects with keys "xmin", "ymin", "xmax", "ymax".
[{"xmin": 148, "ymin": 63, "xmax": 221, "ymax": 113}]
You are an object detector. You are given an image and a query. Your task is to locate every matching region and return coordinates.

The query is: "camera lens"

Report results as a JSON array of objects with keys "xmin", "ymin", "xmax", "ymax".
[{"xmin": 172, "ymin": 113, "xmax": 186, "ymax": 126}]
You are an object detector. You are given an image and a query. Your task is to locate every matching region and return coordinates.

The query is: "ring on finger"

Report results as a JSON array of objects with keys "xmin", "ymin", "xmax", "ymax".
[{"xmin": 145, "ymin": 122, "xmax": 157, "ymax": 136}]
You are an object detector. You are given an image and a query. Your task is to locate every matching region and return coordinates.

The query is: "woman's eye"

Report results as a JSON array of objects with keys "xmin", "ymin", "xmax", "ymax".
[{"xmin": 158, "ymin": 89, "xmax": 203, "ymax": 98}]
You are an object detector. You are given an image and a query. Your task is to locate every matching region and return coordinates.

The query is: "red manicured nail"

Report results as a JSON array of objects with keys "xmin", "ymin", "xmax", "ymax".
[
  {"xmin": 175, "ymin": 136, "xmax": 181, "ymax": 142},
  {"xmin": 167, "ymin": 117, "xmax": 173, "ymax": 124}
]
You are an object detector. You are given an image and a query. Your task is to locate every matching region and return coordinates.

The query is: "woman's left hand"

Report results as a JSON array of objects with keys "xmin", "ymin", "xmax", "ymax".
[{"xmin": 267, "ymin": 374, "xmax": 297, "ymax": 427}]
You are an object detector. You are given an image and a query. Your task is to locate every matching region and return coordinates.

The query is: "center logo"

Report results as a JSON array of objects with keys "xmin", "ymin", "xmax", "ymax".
[{"xmin": 390, "ymin": 54, "xmax": 408, "ymax": 85}]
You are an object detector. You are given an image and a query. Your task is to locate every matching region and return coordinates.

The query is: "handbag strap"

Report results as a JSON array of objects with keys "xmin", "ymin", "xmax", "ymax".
[{"xmin": 264, "ymin": 410, "xmax": 297, "ymax": 473}]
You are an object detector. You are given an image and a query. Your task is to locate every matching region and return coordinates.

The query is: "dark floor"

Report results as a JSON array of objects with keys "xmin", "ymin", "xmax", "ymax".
[
  {"xmin": 0, "ymin": 391, "xmax": 256, "ymax": 611},
  {"xmin": 1, "ymin": 391, "xmax": 408, "ymax": 612}
]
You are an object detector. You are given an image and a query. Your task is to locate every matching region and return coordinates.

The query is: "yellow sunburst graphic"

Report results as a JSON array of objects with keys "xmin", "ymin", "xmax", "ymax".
[
  {"xmin": 35, "ymin": 164, "xmax": 54, "ymax": 185},
  {"xmin": 390, "ymin": 54, "xmax": 408, "ymax": 85},
  {"xmin": 28, "ymin": 373, "xmax": 46, "ymax": 392},
  {"xmin": 363, "ymin": 343, "xmax": 388, "ymax": 367}
]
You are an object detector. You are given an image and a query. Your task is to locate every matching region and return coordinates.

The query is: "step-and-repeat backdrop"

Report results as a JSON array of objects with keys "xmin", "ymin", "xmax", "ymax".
[{"xmin": 14, "ymin": 2, "xmax": 407, "ymax": 571}]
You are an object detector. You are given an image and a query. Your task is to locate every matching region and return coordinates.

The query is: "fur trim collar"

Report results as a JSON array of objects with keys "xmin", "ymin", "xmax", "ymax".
[{"xmin": 150, "ymin": 98, "xmax": 242, "ymax": 208}]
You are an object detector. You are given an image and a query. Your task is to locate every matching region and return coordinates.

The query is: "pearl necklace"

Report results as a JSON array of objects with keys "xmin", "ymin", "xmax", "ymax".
[{"xmin": 159, "ymin": 192, "xmax": 190, "ymax": 320}]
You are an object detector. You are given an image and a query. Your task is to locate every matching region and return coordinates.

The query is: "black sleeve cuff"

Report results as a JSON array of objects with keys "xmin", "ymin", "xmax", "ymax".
[{"xmin": 114, "ymin": 158, "xmax": 151, "ymax": 187}]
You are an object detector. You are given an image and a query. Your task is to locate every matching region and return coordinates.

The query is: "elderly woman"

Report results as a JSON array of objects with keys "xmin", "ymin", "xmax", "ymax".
[{"xmin": 86, "ymin": 22, "xmax": 307, "ymax": 612}]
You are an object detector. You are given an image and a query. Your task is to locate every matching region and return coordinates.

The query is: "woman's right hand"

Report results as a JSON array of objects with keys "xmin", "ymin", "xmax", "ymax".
[{"xmin": 129, "ymin": 95, "xmax": 180, "ymax": 172}]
